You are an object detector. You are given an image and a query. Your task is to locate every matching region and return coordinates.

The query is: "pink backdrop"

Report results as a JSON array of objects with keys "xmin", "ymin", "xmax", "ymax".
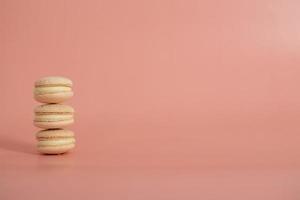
[{"xmin": 1, "ymin": 0, "xmax": 300, "ymax": 199}]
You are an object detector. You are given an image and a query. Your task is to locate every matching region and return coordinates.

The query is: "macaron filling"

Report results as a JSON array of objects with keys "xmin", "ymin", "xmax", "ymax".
[
  {"xmin": 37, "ymin": 138, "xmax": 75, "ymax": 147},
  {"xmin": 34, "ymin": 86, "xmax": 72, "ymax": 95},
  {"xmin": 35, "ymin": 112, "xmax": 73, "ymax": 115},
  {"xmin": 34, "ymin": 76, "xmax": 73, "ymax": 88},
  {"xmin": 35, "ymin": 83, "xmax": 72, "ymax": 87},
  {"xmin": 34, "ymin": 115, "xmax": 73, "ymax": 122},
  {"xmin": 37, "ymin": 136, "xmax": 74, "ymax": 140}
]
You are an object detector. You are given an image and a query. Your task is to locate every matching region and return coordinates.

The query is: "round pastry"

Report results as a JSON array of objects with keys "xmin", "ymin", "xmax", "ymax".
[
  {"xmin": 34, "ymin": 76, "xmax": 73, "ymax": 103},
  {"xmin": 34, "ymin": 104, "xmax": 74, "ymax": 129},
  {"xmin": 36, "ymin": 129, "xmax": 75, "ymax": 154}
]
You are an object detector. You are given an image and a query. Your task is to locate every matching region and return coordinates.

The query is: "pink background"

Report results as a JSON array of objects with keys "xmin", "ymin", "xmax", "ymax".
[{"xmin": 1, "ymin": 0, "xmax": 300, "ymax": 199}]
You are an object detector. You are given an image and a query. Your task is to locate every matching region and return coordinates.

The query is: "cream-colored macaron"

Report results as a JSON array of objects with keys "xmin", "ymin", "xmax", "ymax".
[
  {"xmin": 36, "ymin": 129, "xmax": 75, "ymax": 154},
  {"xmin": 34, "ymin": 76, "xmax": 73, "ymax": 103},
  {"xmin": 34, "ymin": 104, "xmax": 74, "ymax": 129}
]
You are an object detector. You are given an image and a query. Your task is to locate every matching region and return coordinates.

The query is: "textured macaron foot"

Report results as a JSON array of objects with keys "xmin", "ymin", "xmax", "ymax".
[
  {"xmin": 36, "ymin": 129, "xmax": 75, "ymax": 154},
  {"xmin": 34, "ymin": 104, "xmax": 74, "ymax": 129},
  {"xmin": 37, "ymin": 143, "xmax": 75, "ymax": 154},
  {"xmin": 34, "ymin": 76, "xmax": 73, "ymax": 103}
]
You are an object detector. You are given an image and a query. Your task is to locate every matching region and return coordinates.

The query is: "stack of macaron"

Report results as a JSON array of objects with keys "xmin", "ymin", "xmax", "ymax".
[{"xmin": 33, "ymin": 76, "xmax": 75, "ymax": 154}]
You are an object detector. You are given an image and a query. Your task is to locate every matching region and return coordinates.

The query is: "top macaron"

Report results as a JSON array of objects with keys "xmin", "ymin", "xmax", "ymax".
[{"xmin": 34, "ymin": 76, "xmax": 73, "ymax": 103}]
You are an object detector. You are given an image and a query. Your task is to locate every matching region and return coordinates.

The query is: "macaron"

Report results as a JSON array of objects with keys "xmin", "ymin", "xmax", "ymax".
[
  {"xmin": 34, "ymin": 104, "xmax": 74, "ymax": 129},
  {"xmin": 36, "ymin": 129, "xmax": 75, "ymax": 154},
  {"xmin": 34, "ymin": 76, "xmax": 73, "ymax": 103}
]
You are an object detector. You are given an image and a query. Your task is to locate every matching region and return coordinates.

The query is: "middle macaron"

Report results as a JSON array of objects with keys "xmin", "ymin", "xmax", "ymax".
[{"xmin": 34, "ymin": 104, "xmax": 74, "ymax": 129}]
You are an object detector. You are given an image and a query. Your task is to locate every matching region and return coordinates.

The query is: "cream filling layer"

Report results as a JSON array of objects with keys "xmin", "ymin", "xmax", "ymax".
[
  {"xmin": 37, "ymin": 138, "xmax": 75, "ymax": 147},
  {"xmin": 34, "ymin": 115, "xmax": 73, "ymax": 122},
  {"xmin": 34, "ymin": 86, "xmax": 72, "ymax": 95},
  {"xmin": 37, "ymin": 136, "xmax": 74, "ymax": 140}
]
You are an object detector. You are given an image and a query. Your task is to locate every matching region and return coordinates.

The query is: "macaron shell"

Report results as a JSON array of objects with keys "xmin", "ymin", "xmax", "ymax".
[
  {"xmin": 34, "ymin": 119, "xmax": 74, "ymax": 129},
  {"xmin": 36, "ymin": 129, "xmax": 75, "ymax": 154},
  {"xmin": 34, "ymin": 105, "xmax": 74, "ymax": 128},
  {"xmin": 37, "ymin": 143, "xmax": 75, "ymax": 154},
  {"xmin": 35, "ymin": 76, "xmax": 73, "ymax": 87}
]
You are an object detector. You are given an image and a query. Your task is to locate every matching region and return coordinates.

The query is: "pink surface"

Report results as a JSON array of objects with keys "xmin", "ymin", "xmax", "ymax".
[{"xmin": 1, "ymin": 0, "xmax": 300, "ymax": 199}]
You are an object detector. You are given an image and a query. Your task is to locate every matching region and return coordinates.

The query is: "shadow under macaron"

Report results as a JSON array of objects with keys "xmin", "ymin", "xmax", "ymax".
[{"xmin": 0, "ymin": 134, "xmax": 37, "ymax": 155}]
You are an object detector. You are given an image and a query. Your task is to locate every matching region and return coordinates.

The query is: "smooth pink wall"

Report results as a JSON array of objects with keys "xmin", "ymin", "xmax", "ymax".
[{"xmin": 1, "ymin": 0, "xmax": 300, "ymax": 169}]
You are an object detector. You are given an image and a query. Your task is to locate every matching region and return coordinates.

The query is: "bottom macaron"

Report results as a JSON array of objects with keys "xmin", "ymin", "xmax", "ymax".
[{"xmin": 36, "ymin": 129, "xmax": 75, "ymax": 154}]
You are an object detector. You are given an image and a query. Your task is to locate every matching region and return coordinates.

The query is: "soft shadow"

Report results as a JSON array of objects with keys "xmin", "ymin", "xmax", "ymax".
[
  {"xmin": 0, "ymin": 135, "xmax": 37, "ymax": 154},
  {"xmin": 36, "ymin": 153, "xmax": 75, "ymax": 170}
]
